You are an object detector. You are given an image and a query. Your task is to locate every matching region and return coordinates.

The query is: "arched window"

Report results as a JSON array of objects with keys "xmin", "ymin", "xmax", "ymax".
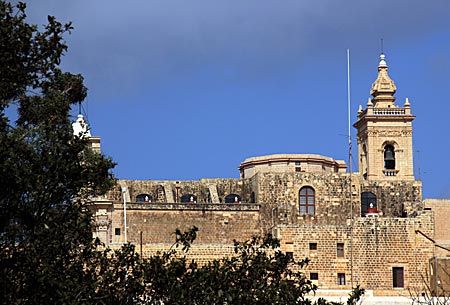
[
  {"xmin": 136, "ymin": 194, "xmax": 153, "ymax": 203},
  {"xmin": 225, "ymin": 194, "xmax": 241, "ymax": 204},
  {"xmin": 299, "ymin": 187, "xmax": 315, "ymax": 215},
  {"xmin": 384, "ymin": 145, "xmax": 395, "ymax": 170},
  {"xmin": 180, "ymin": 194, "xmax": 197, "ymax": 203},
  {"xmin": 361, "ymin": 192, "xmax": 377, "ymax": 217}
]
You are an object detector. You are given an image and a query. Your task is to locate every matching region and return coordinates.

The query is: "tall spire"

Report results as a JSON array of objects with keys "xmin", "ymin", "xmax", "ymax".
[{"xmin": 370, "ymin": 54, "xmax": 397, "ymax": 108}]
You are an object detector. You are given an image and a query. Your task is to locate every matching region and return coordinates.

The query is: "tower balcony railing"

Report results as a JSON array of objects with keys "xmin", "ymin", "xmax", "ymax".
[
  {"xmin": 383, "ymin": 169, "xmax": 399, "ymax": 176},
  {"xmin": 359, "ymin": 108, "xmax": 408, "ymax": 118},
  {"xmin": 372, "ymin": 108, "xmax": 406, "ymax": 116}
]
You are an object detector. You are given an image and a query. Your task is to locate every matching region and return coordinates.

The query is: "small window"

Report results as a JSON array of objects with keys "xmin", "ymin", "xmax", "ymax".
[
  {"xmin": 180, "ymin": 194, "xmax": 197, "ymax": 203},
  {"xmin": 337, "ymin": 243, "xmax": 345, "ymax": 257},
  {"xmin": 310, "ymin": 273, "xmax": 319, "ymax": 281},
  {"xmin": 115, "ymin": 228, "xmax": 121, "ymax": 236},
  {"xmin": 337, "ymin": 273, "xmax": 346, "ymax": 285},
  {"xmin": 136, "ymin": 193, "xmax": 153, "ymax": 203},
  {"xmin": 295, "ymin": 161, "xmax": 301, "ymax": 166},
  {"xmin": 286, "ymin": 252, "xmax": 293, "ymax": 260},
  {"xmin": 225, "ymin": 194, "xmax": 241, "ymax": 204},
  {"xmin": 250, "ymin": 192, "xmax": 256, "ymax": 204},
  {"xmin": 295, "ymin": 167, "xmax": 302, "ymax": 172},
  {"xmin": 393, "ymin": 267, "xmax": 404, "ymax": 288},
  {"xmin": 309, "ymin": 243, "xmax": 317, "ymax": 251}
]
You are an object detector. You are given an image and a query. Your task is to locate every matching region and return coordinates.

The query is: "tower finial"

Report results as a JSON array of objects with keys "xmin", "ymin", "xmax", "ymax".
[
  {"xmin": 378, "ymin": 53, "xmax": 387, "ymax": 68},
  {"xmin": 380, "ymin": 38, "xmax": 384, "ymax": 55},
  {"xmin": 370, "ymin": 52, "xmax": 396, "ymax": 107}
]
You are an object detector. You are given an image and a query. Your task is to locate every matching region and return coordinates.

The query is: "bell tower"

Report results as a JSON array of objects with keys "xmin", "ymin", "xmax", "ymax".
[{"xmin": 353, "ymin": 54, "xmax": 415, "ymax": 181}]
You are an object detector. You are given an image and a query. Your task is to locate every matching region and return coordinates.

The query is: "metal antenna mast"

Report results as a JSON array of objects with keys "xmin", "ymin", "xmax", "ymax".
[{"xmin": 347, "ymin": 48, "xmax": 354, "ymax": 288}]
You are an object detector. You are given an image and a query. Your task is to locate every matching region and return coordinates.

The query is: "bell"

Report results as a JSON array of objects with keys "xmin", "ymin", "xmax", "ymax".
[{"xmin": 385, "ymin": 150, "xmax": 395, "ymax": 161}]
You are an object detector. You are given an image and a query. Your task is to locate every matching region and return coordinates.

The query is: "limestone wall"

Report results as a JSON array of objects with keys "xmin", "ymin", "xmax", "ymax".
[
  {"xmin": 424, "ymin": 199, "xmax": 450, "ymax": 241},
  {"xmin": 360, "ymin": 180, "xmax": 423, "ymax": 217},
  {"xmin": 424, "ymin": 198, "xmax": 450, "ymax": 257},
  {"xmin": 93, "ymin": 174, "xmax": 437, "ymax": 295},
  {"xmin": 107, "ymin": 179, "xmax": 255, "ymax": 204},
  {"xmin": 431, "ymin": 257, "xmax": 450, "ymax": 296},
  {"xmin": 103, "ymin": 206, "xmax": 435, "ymax": 296},
  {"xmin": 106, "ymin": 174, "xmax": 423, "ymax": 225},
  {"xmin": 109, "ymin": 243, "xmax": 236, "ymax": 267},
  {"xmin": 254, "ymin": 172, "xmax": 423, "ymax": 224},
  {"xmin": 109, "ymin": 203, "xmax": 262, "ymax": 245},
  {"xmin": 278, "ymin": 211, "xmax": 434, "ymax": 296},
  {"xmin": 238, "ymin": 154, "xmax": 347, "ymax": 178},
  {"xmin": 256, "ymin": 172, "xmax": 353, "ymax": 225}
]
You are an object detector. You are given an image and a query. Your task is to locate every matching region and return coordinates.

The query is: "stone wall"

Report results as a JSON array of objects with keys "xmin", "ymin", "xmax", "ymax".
[
  {"xmin": 361, "ymin": 180, "xmax": 423, "ymax": 217},
  {"xmin": 424, "ymin": 199, "xmax": 450, "ymax": 256},
  {"xmin": 254, "ymin": 172, "xmax": 423, "ymax": 224},
  {"xmin": 201, "ymin": 178, "xmax": 254, "ymax": 203},
  {"xmin": 106, "ymin": 174, "xmax": 423, "ymax": 225},
  {"xmin": 107, "ymin": 179, "xmax": 256, "ymax": 204},
  {"xmin": 238, "ymin": 154, "xmax": 347, "ymax": 178},
  {"xmin": 104, "ymin": 204, "xmax": 435, "ymax": 296},
  {"xmin": 431, "ymin": 257, "xmax": 450, "ymax": 296},
  {"xmin": 277, "ymin": 211, "xmax": 434, "ymax": 296},
  {"xmin": 93, "ymin": 174, "xmax": 441, "ymax": 295},
  {"xmin": 109, "ymin": 243, "xmax": 236, "ymax": 267},
  {"xmin": 109, "ymin": 203, "xmax": 262, "ymax": 245},
  {"xmin": 255, "ymin": 172, "xmax": 353, "ymax": 225},
  {"xmin": 257, "ymin": 171, "xmax": 351, "ymax": 202}
]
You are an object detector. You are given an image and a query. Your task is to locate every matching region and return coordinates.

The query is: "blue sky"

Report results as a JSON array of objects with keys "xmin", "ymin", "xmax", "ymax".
[{"xmin": 23, "ymin": 0, "xmax": 450, "ymax": 198}]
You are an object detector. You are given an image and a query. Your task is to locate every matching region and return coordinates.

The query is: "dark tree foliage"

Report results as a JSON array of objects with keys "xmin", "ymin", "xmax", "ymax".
[
  {"xmin": 0, "ymin": 2, "xmax": 364, "ymax": 304},
  {"xmin": 160, "ymin": 233, "xmax": 316, "ymax": 305},
  {"xmin": 0, "ymin": 1, "xmax": 115, "ymax": 304},
  {"xmin": 89, "ymin": 227, "xmax": 364, "ymax": 305}
]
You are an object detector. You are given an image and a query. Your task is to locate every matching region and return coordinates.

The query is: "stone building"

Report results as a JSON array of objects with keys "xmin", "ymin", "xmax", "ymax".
[{"xmin": 87, "ymin": 54, "xmax": 450, "ymax": 296}]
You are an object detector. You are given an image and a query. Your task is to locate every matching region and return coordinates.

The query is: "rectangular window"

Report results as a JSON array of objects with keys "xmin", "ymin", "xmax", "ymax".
[
  {"xmin": 115, "ymin": 228, "xmax": 121, "ymax": 236},
  {"xmin": 286, "ymin": 252, "xmax": 293, "ymax": 260},
  {"xmin": 337, "ymin": 273, "xmax": 346, "ymax": 285},
  {"xmin": 310, "ymin": 273, "xmax": 318, "ymax": 281},
  {"xmin": 393, "ymin": 267, "xmax": 404, "ymax": 288},
  {"xmin": 309, "ymin": 242, "xmax": 317, "ymax": 251},
  {"xmin": 337, "ymin": 243, "xmax": 345, "ymax": 257}
]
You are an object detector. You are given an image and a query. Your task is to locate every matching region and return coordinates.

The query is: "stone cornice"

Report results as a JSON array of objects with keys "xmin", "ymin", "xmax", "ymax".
[{"xmin": 238, "ymin": 154, "xmax": 347, "ymax": 171}]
